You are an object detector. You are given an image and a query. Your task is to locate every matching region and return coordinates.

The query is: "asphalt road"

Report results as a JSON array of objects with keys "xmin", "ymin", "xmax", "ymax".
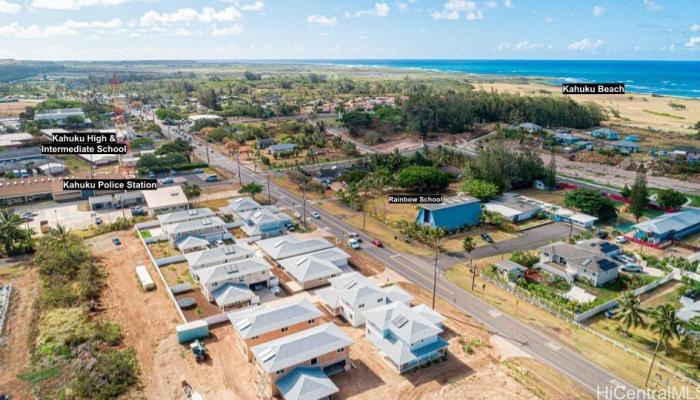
[{"xmin": 189, "ymin": 137, "xmax": 640, "ymax": 399}]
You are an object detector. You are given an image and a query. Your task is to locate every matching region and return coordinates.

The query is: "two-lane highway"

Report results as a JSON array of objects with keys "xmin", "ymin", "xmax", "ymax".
[{"xmin": 191, "ymin": 140, "xmax": 641, "ymax": 398}]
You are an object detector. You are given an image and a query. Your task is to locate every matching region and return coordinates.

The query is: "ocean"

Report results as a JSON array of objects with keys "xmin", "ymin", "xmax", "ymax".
[{"xmin": 302, "ymin": 59, "xmax": 700, "ymax": 99}]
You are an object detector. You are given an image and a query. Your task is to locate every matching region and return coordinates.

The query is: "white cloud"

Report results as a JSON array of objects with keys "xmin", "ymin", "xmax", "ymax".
[
  {"xmin": 498, "ymin": 40, "xmax": 544, "ymax": 51},
  {"xmin": 430, "ymin": 10, "xmax": 459, "ymax": 20},
  {"xmin": 685, "ymin": 36, "xmax": 700, "ymax": 48},
  {"xmin": 445, "ymin": 0, "xmax": 476, "ymax": 11},
  {"xmin": 485, "ymin": 1, "xmax": 497, "ymax": 8},
  {"xmin": 466, "ymin": 10, "xmax": 483, "ymax": 20},
  {"xmin": 212, "ymin": 25, "xmax": 243, "ymax": 36},
  {"xmin": 592, "ymin": 6, "xmax": 606, "ymax": 17},
  {"xmin": 504, "ymin": 0, "xmax": 513, "ymax": 8},
  {"xmin": 0, "ymin": 0, "xmax": 20, "ymax": 14},
  {"xmin": 307, "ymin": 15, "xmax": 337, "ymax": 27},
  {"xmin": 0, "ymin": 22, "xmax": 78, "ymax": 38},
  {"xmin": 346, "ymin": 2, "xmax": 390, "ymax": 17},
  {"xmin": 691, "ymin": 24, "xmax": 700, "ymax": 32},
  {"xmin": 30, "ymin": 0, "xmax": 130, "ymax": 10},
  {"xmin": 643, "ymin": 0, "xmax": 662, "ymax": 12},
  {"xmin": 432, "ymin": 0, "xmax": 486, "ymax": 20},
  {"xmin": 63, "ymin": 18, "xmax": 123, "ymax": 29},
  {"xmin": 140, "ymin": 6, "xmax": 242, "ymax": 26},
  {"xmin": 238, "ymin": 1, "xmax": 264, "ymax": 12},
  {"xmin": 567, "ymin": 38, "xmax": 605, "ymax": 51}
]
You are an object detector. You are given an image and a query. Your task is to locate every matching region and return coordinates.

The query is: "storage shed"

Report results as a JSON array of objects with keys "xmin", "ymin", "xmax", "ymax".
[
  {"xmin": 135, "ymin": 264, "xmax": 155, "ymax": 291},
  {"xmin": 176, "ymin": 320, "xmax": 209, "ymax": 343}
]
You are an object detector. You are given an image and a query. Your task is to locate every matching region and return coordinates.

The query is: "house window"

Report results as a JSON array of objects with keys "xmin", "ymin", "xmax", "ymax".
[
  {"xmin": 281, "ymin": 327, "xmax": 288, "ymax": 332},
  {"xmin": 337, "ymin": 348, "xmax": 345, "ymax": 353},
  {"xmin": 378, "ymin": 298, "xmax": 384, "ymax": 302},
  {"xmin": 276, "ymin": 370, "xmax": 284, "ymax": 375},
  {"xmin": 358, "ymin": 304, "xmax": 365, "ymax": 309},
  {"xmin": 310, "ymin": 357, "xmax": 318, "ymax": 365},
  {"xmin": 238, "ymin": 276, "xmax": 245, "ymax": 283},
  {"xmin": 308, "ymin": 319, "xmax": 315, "ymax": 324},
  {"xmin": 252, "ymin": 336, "xmax": 259, "ymax": 340}
]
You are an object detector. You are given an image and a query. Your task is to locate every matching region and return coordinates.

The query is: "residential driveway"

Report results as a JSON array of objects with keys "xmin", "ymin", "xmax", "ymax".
[{"xmin": 440, "ymin": 222, "xmax": 579, "ymax": 268}]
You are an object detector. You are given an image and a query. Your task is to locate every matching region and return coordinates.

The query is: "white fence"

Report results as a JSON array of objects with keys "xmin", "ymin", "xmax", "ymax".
[
  {"xmin": 135, "ymin": 225, "xmax": 186, "ymax": 323},
  {"xmin": 573, "ymin": 273, "xmax": 676, "ymax": 322},
  {"xmin": 481, "ymin": 272, "xmax": 700, "ymax": 388},
  {"xmin": 0, "ymin": 285, "xmax": 11, "ymax": 338}
]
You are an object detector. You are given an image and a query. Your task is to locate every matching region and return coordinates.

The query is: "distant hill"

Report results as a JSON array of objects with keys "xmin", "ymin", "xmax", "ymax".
[{"xmin": 0, "ymin": 60, "xmax": 65, "ymax": 83}]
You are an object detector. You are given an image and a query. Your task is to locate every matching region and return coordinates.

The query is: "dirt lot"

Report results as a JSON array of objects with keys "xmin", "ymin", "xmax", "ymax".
[
  {"xmin": 86, "ymin": 231, "xmax": 185, "ymax": 399},
  {"xmin": 0, "ymin": 263, "xmax": 38, "ymax": 400},
  {"xmin": 0, "ymin": 100, "xmax": 40, "ymax": 117}
]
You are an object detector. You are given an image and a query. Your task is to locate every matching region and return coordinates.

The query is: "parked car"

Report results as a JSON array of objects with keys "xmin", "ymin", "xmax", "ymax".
[
  {"xmin": 621, "ymin": 264, "xmax": 643, "ymax": 273},
  {"xmin": 160, "ymin": 177, "xmax": 174, "ymax": 184},
  {"xmin": 615, "ymin": 235, "xmax": 629, "ymax": 244},
  {"xmin": 310, "ymin": 211, "xmax": 321, "ymax": 219},
  {"xmin": 112, "ymin": 238, "xmax": 121, "ymax": 246},
  {"xmin": 285, "ymin": 223, "xmax": 296, "ymax": 232},
  {"xmin": 270, "ymin": 286, "xmax": 282, "ymax": 296},
  {"xmin": 596, "ymin": 230, "xmax": 609, "ymax": 239},
  {"xmin": 193, "ymin": 168, "xmax": 204, "ymax": 174},
  {"xmin": 147, "ymin": 171, "xmax": 156, "ymax": 178},
  {"xmin": 131, "ymin": 206, "xmax": 146, "ymax": 216},
  {"xmin": 480, "ymin": 233, "xmax": 494, "ymax": 243},
  {"xmin": 605, "ymin": 308, "xmax": 617, "ymax": 319},
  {"xmin": 371, "ymin": 239, "xmax": 383, "ymax": 247},
  {"xmin": 617, "ymin": 254, "xmax": 636, "ymax": 264},
  {"xmin": 95, "ymin": 217, "xmax": 103, "ymax": 225},
  {"xmin": 348, "ymin": 238, "xmax": 361, "ymax": 250},
  {"xmin": 215, "ymin": 239, "xmax": 225, "ymax": 246}
]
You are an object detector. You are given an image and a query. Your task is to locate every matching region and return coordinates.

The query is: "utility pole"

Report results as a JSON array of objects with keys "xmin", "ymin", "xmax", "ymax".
[
  {"xmin": 236, "ymin": 150, "xmax": 242, "ymax": 187},
  {"xmin": 205, "ymin": 140, "xmax": 210, "ymax": 165},
  {"xmin": 432, "ymin": 245, "xmax": 439, "ymax": 309},
  {"xmin": 267, "ymin": 173, "xmax": 271, "ymax": 205},
  {"xmin": 302, "ymin": 181, "xmax": 307, "ymax": 228},
  {"xmin": 568, "ymin": 221, "xmax": 574, "ymax": 242}
]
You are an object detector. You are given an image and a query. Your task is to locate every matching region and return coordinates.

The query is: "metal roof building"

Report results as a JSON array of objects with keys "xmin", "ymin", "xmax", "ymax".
[
  {"xmin": 633, "ymin": 208, "xmax": 700, "ymax": 244},
  {"xmin": 415, "ymin": 195, "xmax": 481, "ymax": 231},
  {"xmin": 256, "ymin": 235, "xmax": 334, "ymax": 261}
]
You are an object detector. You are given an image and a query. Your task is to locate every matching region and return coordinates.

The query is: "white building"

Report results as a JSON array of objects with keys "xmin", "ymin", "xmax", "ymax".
[
  {"xmin": 142, "ymin": 185, "xmax": 189, "ymax": 215},
  {"xmin": 317, "ymin": 272, "xmax": 413, "ymax": 327},
  {"xmin": 35, "ymin": 108, "xmax": 85, "ymax": 122},
  {"xmin": 193, "ymin": 257, "xmax": 273, "ymax": 302}
]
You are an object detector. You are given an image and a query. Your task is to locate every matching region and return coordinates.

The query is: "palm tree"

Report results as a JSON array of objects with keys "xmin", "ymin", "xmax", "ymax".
[
  {"xmin": 645, "ymin": 304, "xmax": 681, "ymax": 386},
  {"xmin": 462, "ymin": 236, "xmax": 477, "ymax": 290},
  {"xmin": 0, "ymin": 210, "xmax": 23, "ymax": 256},
  {"xmin": 47, "ymin": 224, "xmax": 73, "ymax": 255},
  {"xmin": 420, "ymin": 225, "xmax": 446, "ymax": 309},
  {"xmin": 616, "ymin": 292, "xmax": 646, "ymax": 335}
]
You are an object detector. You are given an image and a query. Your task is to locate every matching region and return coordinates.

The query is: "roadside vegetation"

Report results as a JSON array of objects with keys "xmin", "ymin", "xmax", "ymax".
[{"xmin": 18, "ymin": 225, "xmax": 139, "ymax": 399}]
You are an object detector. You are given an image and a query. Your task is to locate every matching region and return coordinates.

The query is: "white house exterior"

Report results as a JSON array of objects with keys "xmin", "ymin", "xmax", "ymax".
[
  {"xmin": 363, "ymin": 302, "xmax": 448, "ymax": 373},
  {"xmin": 317, "ymin": 272, "xmax": 413, "ymax": 327},
  {"xmin": 537, "ymin": 241, "xmax": 620, "ymax": 287},
  {"xmin": 256, "ymin": 235, "xmax": 334, "ymax": 262},
  {"xmin": 162, "ymin": 216, "xmax": 228, "ymax": 243},
  {"xmin": 278, "ymin": 248, "xmax": 349, "ymax": 290},
  {"xmin": 194, "ymin": 257, "xmax": 272, "ymax": 301},
  {"xmin": 185, "ymin": 243, "xmax": 256, "ymax": 271}
]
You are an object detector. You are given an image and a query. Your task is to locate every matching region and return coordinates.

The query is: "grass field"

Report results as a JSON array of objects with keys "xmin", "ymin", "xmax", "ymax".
[{"xmin": 445, "ymin": 261, "xmax": 699, "ymax": 391}]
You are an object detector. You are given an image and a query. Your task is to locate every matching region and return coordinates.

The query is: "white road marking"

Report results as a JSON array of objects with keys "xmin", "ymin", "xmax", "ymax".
[{"xmin": 488, "ymin": 309, "xmax": 502, "ymax": 318}]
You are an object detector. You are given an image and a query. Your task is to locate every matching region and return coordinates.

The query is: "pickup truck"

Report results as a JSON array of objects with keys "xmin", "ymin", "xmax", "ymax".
[{"xmin": 348, "ymin": 238, "xmax": 361, "ymax": 250}]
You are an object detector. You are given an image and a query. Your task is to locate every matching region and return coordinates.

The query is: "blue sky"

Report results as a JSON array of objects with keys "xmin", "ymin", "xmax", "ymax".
[{"xmin": 0, "ymin": 0, "xmax": 698, "ymax": 60}]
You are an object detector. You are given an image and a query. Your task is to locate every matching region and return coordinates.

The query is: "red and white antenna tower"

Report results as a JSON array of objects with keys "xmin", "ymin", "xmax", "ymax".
[{"xmin": 110, "ymin": 72, "xmax": 130, "ymax": 172}]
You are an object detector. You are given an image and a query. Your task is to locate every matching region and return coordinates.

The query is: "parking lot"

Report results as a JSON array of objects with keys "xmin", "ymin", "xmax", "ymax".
[{"xmin": 23, "ymin": 202, "xmax": 132, "ymax": 232}]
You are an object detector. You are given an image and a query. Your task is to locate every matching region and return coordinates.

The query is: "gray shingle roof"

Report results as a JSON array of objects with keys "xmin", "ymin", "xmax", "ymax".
[
  {"xmin": 275, "ymin": 367, "xmax": 339, "ymax": 400},
  {"xmin": 185, "ymin": 243, "xmax": 255, "ymax": 269},
  {"xmin": 157, "ymin": 207, "xmax": 215, "ymax": 226},
  {"xmin": 194, "ymin": 257, "xmax": 271, "ymax": 286},
  {"xmin": 251, "ymin": 323, "xmax": 352, "ymax": 373},
  {"xmin": 229, "ymin": 298, "xmax": 321, "ymax": 339},
  {"xmin": 634, "ymin": 208, "xmax": 700, "ymax": 236},
  {"xmin": 212, "ymin": 283, "xmax": 255, "ymax": 308},
  {"xmin": 227, "ymin": 196, "xmax": 262, "ymax": 213},
  {"xmin": 363, "ymin": 302, "xmax": 442, "ymax": 344},
  {"xmin": 176, "ymin": 236, "xmax": 210, "ymax": 251},
  {"xmin": 278, "ymin": 248, "xmax": 348, "ymax": 283},
  {"xmin": 538, "ymin": 241, "xmax": 619, "ymax": 273},
  {"xmin": 256, "ymin": 235, "xmax": 334, "ymax": 260},
  {"xmin": 162, "ymin": 216, "xmax": 226, "ymax": 237}
]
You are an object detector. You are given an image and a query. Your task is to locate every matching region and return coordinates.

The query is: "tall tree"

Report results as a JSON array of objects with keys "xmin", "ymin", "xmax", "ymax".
[
  {"xmin": 240, "ymin": 182, "xmax": 263, "ymax": 201},
  {"xmin": 629, "ymin": 164, "xmax": 649, "ymax": 222},
  {"xmin": 616, "ymin": 292, "xmax": 646, "ymax": 334},
  {"xmin": 0, "ymin": 210, "xmax": 24, "ymax": 255},
  {"xmin": 419, "ymin": 225, "xmax": 446, "ymax": 309},
  {"xmin": 646, "ymin": 304, "xmax": 681, "ymax": 386},
  {"xmin": 545, "ymin": 148, "xmax": 557, "ymax": 192}
]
